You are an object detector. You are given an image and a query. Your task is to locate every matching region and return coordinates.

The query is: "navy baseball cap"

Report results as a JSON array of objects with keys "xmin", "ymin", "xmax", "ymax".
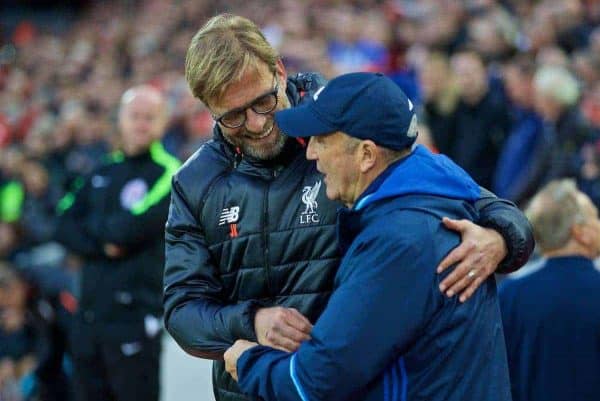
[{"xmin": 275, "ymin": 72, "xmax": 418, "ymax": 150}]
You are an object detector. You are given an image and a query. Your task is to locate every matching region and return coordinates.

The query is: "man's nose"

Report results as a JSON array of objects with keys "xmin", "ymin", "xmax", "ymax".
[{"xmin": 244, "ymin": 109, "xmax": 268, "ymax": 132}]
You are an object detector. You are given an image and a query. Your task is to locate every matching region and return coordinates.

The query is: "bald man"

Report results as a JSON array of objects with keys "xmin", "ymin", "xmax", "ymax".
[{"xmin": 56, "ymin": 86, "xmax": 181, "ymax": 401}]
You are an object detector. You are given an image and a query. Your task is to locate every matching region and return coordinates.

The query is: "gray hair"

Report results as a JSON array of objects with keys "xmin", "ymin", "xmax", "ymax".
[
  {"xmin": 525, "ymin": 179, "xmax": 586, "ymax": 252},
  {"xmin": 533, "ymin": 65, "xmax": 580, "ymax": 106}
]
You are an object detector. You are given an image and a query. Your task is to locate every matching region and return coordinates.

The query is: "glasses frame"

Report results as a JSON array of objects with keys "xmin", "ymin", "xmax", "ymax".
[{"xmin": 213, "ymin": 73, "xmax": 279, "ymax": 129}]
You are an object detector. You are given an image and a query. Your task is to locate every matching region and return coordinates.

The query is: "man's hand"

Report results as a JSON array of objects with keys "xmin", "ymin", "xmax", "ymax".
[
  {"xmin": 0, "ymin": 358, "xmax": 16, "ymax": 388},
  {"xmin": 437, "ymin": 217, "xmax": 507, "ymax": 303},
  {"xmin": 224, "ymin": 340, "xmax": 258, "ymax": 382},
  {"xmin": 254, "ymin": 307, "xmax": 312, "ymax": 352},
  {"xmin": 0, "ymin": 308, "xmax": 25, "ymax": 332},
  {"xmin": 103, "ymin": 243, "xmax": 126, "ymax": 258}
]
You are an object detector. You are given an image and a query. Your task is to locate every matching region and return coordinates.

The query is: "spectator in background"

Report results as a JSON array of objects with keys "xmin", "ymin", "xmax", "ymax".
[
  {"xmin": 533, "ymin": 65, "xmax": 596, "ymax": 184},
  {"xmin": 0, "ymin": 223, "xmax": 20, "ymax": 264},
  {"xmin": 19, "ymin": 161, "xmax": 61, "ymax": 247},
  {"xmin": 571, "ymin": 50, "xmax": 600, "ymax": 91},
  {"xmin": 444, "ymin": 50, "xmax": 511, "ymax": 189},
  {"xmin": 581, "ymin": 80, "xmax": 600, "ymax": 130},
  {"xmin": 0, "ymin": 261, "xmax": 71, "ymax": 401},
  {"xmin": 45, "ymin": 103, "xmax": 110, "ymax": 194},
  {"xmin": 55, "ymin": 86, "xmax": 180, "ymax": 401},
  {"xmin": 493, "ymin": 57, "xmax": 545, "ymax": 205},
  {"xmin": 321, "ymin": 7, "xmax": 389, "ymax": 74},
  {"xmin": 160, "ymin": 81, "xmax": 214, "ymax": 160},
  {"xmin": 500, "ymin": 179, "xmax": 600, "ymax": 401},
  {"xmin": 419, "ymin": 51, "xmax": 459, "ymax": 153},
  {"xmin": 465, "ymin": 4, "xmax": 517, "ymax": 63}
]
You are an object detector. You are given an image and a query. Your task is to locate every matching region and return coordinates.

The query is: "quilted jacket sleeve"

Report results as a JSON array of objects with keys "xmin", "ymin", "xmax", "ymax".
[
  {"xmin": 474, "ymin": 188, "xmax": 534, "ymax": 273},
  {"xmin": 163, "ymin": 176, "xmax": 262, "ymax": 359}
]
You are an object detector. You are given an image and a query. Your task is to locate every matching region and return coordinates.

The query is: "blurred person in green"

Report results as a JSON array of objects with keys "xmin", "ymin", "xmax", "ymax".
[{"xmin": 55, "ymin": 85, "xmax": 180, "ymax": 401}]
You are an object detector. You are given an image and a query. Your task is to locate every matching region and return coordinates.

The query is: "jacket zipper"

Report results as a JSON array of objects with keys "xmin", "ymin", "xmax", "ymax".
[{"xmin": 262, "ymin": 176, "xmax": 273, "ymax": 298}]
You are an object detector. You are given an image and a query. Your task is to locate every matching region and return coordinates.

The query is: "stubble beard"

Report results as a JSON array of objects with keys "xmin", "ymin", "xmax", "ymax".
[
  {"xmin": 222, "ymin": 126, "xmax": 288, "ymax": 160},
  {"xmin": 222, "ymin": 97, "xmax": 291, "ymax": 160}
]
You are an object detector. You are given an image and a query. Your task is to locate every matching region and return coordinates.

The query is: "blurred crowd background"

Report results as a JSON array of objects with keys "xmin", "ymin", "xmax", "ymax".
[{"xmin": 0, "ymin": 0, "xmax": 598, "ymax": 400}]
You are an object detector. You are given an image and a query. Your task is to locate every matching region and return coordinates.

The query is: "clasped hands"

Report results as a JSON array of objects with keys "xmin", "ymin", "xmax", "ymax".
[{"xmin": 224, "ymin": 306, "xmax": 312, "ymax": 381}]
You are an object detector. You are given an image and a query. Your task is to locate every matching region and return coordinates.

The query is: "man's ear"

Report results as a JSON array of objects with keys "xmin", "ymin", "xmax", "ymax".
[
  {"xmin": 572, "ymin": 223, "xmax": 593, "ymax": 247},
  {"xmin": 358, "ymin": 140, "xmax": 378, "ymax": 173},
  {"xmin": 276, "ymin": 59, "xmax": 287, "ymax": 90}
]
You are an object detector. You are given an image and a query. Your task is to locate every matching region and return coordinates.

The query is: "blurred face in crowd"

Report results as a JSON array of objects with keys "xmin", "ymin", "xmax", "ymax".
[
  {"xmin": 533, "ymin": 91, "xmax": 561, "ymax": 122},
  {"xmin": 582, "ymin": 82, "xmax": 600, "ymax": 128},
  {"xmin": 0, "ymin": 147, "xmax": 25, "ymax": 177},
  {"xmin": 21, "ymin": 162, "xmax": 49, "ymax": 197},
  {"xmin": 118, "ymin": 86, "xmax": 168, "ymax": 156},
  {"xmin": 0, "ymin": 223, "xmax": 17, "ymax": 257},
  {"xmin": 451, "ymin": 52, "xmax": 488, "ymax": 105},
  {"xmin": 420, "ymin": 55, "xmax": 449, "ymax": 102},
  {"xmin": 0, "ymin": 273, "xmax": 27, "ymax": 333},
  {"xmin": 306, "ymin": 132, "xmax": 362, "ymax": 207},
  {"xmin": 0, "ymin": 276, "xmax": 26, "ymax": 312},
  {"xmin": 503, "ymin": 65, "xmax": 533, "ymax": 108},
  {"xmin": 208, "ymin": 60, "xmax": 290, "ymax": 160}
]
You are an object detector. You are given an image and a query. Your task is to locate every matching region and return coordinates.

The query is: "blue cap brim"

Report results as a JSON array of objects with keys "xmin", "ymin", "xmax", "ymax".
[{"xmin": 275, "ymin": 104, "xmax": 337, "ymax": 138}]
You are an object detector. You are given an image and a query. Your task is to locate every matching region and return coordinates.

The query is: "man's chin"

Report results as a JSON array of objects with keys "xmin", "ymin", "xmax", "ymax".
[{"xmin": 241, "ymin": 133, "xmax": 288, "ymax": 160}]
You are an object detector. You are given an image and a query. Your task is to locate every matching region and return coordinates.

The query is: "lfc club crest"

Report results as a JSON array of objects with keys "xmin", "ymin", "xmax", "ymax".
[{"xmin": 300, "ymin": 180, "xmax": 321, "ymax": 224}]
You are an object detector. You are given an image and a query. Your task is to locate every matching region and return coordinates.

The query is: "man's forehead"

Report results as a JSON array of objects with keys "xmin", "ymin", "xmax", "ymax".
[
  {"xmin": 211, "ymin": 65, "xmax": 275, "ymax": 112},
  {"xmin": 121, "ymin": 87, "xmax": 164, "ymax": 112},
  {"xmin": 123, "ymin": 96, "xmax": 161, "ymax": 111}
]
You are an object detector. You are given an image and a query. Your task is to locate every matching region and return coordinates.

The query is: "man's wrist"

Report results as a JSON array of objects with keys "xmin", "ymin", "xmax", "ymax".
[
  {"xmin": 246, "ymin": 301, "xmax": 268, "ymax": 342},
  {"xmin": 478, "ymin": 217, "xmax": 514, "ymax": 273}
]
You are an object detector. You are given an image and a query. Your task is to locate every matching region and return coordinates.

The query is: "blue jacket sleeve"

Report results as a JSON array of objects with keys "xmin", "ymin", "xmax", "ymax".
[{"xmin": 238, "ymin": 219, "xmax": 440, "ymax": 401}]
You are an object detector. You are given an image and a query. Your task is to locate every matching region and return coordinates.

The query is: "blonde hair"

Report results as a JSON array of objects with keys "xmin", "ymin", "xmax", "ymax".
[
  {"xmin": 185, "ymin": 14, "xmax": 280, "ymax": 105},
  {"xmin": 525, "ymin": 179, "xmax": 586, "ymax": 252}
]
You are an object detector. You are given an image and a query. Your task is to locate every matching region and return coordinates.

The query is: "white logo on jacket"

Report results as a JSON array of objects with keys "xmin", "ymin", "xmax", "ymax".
[
  {"xmin": 219, "ymin": 206, "xmax": 240, "ymax": 225},
  {"xmin": 300, "ymin": 180, "xmax": 321, "ymax": 224},
  {"xmin": 120, "ymin": 178, "xmax": 148, "ymax": 210},
  {"xmin": 313, "ymin": 86, "xmax": 325, "ymax": 101}
]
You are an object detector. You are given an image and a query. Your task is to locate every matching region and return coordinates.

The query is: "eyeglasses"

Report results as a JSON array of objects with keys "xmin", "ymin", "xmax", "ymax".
[{"xmin": 213, "ymin": 74, "xmax": 279, "ymax": 129}]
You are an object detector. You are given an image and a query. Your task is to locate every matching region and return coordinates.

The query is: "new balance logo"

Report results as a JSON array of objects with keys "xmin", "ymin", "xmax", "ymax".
[{"xmin": 219, "ymin": 206, "xmax": 240, "ymax": 226}]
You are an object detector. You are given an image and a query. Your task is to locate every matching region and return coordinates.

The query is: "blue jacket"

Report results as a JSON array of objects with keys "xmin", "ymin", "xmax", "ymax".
[
  {"xmin": 499, "ymin": 256, "xmax": 600, "ymax": 401},
  {"xmin": 492, "ymin": 108, "xmax": 545, "ymax": 204},
  {"xmin": 237, "ymin": 145, "xmax": 512, "ymax": 401}
]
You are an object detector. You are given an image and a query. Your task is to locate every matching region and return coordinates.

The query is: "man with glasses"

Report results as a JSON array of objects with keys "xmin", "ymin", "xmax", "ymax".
[
  {"xmin": 164, "ymin": 14, "xmax": 533, "ymax": 401},
  {"xmin": 213, "ymin": 72, "xmax": 280, "ymax": 131}
]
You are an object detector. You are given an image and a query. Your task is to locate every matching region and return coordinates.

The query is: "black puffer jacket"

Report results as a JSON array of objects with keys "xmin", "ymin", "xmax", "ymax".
[
  {"xmin": 163, "ymin": 73, "xmax": 534, "ymax": 401},
  {"xmin": 57, "ymin": 142, "xmax": 180, "ymax": 344}
]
